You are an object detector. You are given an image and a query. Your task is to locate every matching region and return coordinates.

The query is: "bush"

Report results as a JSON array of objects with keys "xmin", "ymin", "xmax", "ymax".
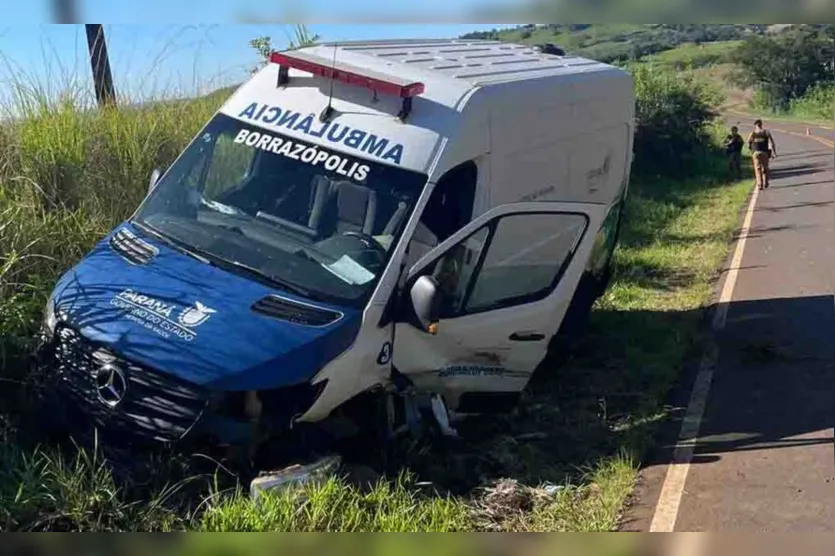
[
  {"xmin": 789, "ymin": 82, "xmax": 835, "ymax": 121},
  {"xmin": 629, "ymin": 64, "xmax": 723, "ymax": 178}
]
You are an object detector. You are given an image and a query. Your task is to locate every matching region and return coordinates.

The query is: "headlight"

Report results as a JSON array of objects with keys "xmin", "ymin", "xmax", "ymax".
[{"xmin": 42, "ymin": 299, "xmax": 58, "ymax": 340}]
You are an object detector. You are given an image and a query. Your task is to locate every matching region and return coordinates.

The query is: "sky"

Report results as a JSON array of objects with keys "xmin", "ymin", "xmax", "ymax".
[{"xmin": 0, "ymin": 1, "xmax": 520, "ymax": 104}]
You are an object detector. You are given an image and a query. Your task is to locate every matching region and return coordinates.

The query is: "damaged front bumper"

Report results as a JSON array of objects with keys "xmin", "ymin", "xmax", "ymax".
[{"xmin": 35, "ymin": 323, "xmax": 321, "ymax": 460}]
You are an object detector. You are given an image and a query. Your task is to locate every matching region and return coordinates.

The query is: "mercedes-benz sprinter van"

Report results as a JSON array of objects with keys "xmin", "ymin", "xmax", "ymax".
[{"xmin": 37, "ymin": 39, "xmax": 634, "ymax": 457}]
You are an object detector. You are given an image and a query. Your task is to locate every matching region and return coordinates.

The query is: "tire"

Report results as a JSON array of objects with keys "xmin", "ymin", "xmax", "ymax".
[{"xmin": 548, "ymin": 271, "xmax": 599, "ymax": 357}]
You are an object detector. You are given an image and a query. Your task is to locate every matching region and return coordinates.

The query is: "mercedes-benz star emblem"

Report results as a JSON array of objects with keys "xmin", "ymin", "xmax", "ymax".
[{"xmin": 95, "ymin": 364, "xmax": 128, "ymax": 407}]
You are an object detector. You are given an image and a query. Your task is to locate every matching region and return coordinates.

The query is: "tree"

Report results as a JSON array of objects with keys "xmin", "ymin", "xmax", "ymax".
[
  {"xmin": 249, "ymin": 25, "xmax": 321, "ymax": 74},
  {"xmin": 731, "ymin": 27, "xmax": 834, "ymax": 111}
]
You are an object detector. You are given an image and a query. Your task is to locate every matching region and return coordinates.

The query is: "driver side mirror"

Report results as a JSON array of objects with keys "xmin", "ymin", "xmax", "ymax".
[
  {"xmin": 409, "ymin": 275, "xmax": 441, "ymax": 334},
  {"xmin": 148, "ymin": 168, "xmax": 162, "ymax": 193}
]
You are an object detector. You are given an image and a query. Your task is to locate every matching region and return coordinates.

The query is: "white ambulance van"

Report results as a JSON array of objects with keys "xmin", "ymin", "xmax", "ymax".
[{"xmin": 40, "ymin": 39, "xmax": 634, "ymax": 455}]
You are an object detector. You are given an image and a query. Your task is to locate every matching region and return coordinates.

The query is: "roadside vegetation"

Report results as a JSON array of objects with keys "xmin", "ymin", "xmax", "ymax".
[
  {"xmin": 729, "ymin": 26, "xmax": 834, "ymax": 116},
  {"xmin": 787, "ymin": 83, "xmax": 835, "ymax": 122},
  {"xmin": 0, "ymin": 25, "xmax": 753, "ymax": 531},
  {"xmin": 640, "ymin": 41, "xmax": 740, "ymax": 72},
  {"xmin": 485, "ymin": 24, "xmax": 834, "ymax": 123},
  {"xmin": 463, "ymin": 24, "xmax": 764, "ymax": 64}
]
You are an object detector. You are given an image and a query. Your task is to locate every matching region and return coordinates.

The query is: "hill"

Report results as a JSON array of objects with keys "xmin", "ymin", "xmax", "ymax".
[
  {"xmin": 460, "ymin": 24, "xmax": 835, "ymax": 65},
  {"xmin": 461, "ymin": 24, "xmax": 769, "ymax": 63},
  {"xmin": 461, "ymin": 24, "xmax": 833, "ymax": 118}
]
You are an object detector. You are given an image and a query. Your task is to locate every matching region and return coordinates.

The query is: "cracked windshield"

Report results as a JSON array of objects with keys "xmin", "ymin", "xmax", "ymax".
[{"xmin": 134, "ymin": 113, "xmax": 427, "ymax": 306}]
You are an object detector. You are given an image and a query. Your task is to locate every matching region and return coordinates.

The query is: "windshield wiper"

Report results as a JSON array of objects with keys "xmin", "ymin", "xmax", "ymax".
[
  {"xmin": 133, "ymin": 220, "xmax": 211, "ymax": 264},
  {"xmin": 206, "ymin": 256, "xmax": 315, "ymax": 299}
]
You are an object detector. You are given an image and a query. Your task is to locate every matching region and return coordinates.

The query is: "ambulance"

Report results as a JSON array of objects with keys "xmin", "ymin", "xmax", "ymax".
[{"xmin": 38, "ymin": 39, "xmax": 634, "ymax": 458}]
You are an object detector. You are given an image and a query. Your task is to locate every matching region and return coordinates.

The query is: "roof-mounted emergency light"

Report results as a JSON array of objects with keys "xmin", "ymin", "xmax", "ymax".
[{"xmin": 270, "ymin": 50, "xmax": 425, "ymax": 122}]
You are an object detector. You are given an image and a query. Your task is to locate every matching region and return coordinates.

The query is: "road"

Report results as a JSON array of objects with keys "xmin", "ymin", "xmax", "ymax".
[{"xmin": 623, "ymin": 117, "xmax": 835, "ymax": 532}]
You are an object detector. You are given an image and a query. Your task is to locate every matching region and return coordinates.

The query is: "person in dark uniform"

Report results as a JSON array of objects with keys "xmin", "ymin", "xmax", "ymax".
[
  {"xmin": 747, "ymin": 119, "xmax": 777, "ymax": 190},
  {"xmin": 724, "ymin": 125, "xmax": 744, "ymax": 179}
]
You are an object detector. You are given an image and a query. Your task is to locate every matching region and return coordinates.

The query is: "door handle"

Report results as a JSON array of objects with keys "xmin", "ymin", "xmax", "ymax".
[{"xmin": 509, "ymin": 332, "xmax": 546, "ymax": 342}]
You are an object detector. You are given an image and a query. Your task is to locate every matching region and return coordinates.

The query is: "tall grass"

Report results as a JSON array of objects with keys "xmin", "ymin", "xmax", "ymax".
[
  {"xmin": 642, "ymin": 40, "xmax": 741, "ymax": 71},
  {"xmin": 0, "ymin": 83, "xmax": 224, "ymax": 356},
  {"xmin": 198, "ymin": 474, "xmax": 472, "ymax": 532},
  {"xmin": 788, "ymin": 82, "xmax": 835, "ymax": 121}
]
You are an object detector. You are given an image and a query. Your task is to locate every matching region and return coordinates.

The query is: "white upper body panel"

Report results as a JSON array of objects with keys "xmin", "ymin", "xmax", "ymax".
[{"xmin": 217, "ymin": 39, "xmax": 634, "ymax": 206}]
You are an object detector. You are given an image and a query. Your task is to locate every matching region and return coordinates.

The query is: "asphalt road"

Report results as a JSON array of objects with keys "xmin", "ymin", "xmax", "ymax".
[{"xmin": 624, "ymin": 118, "xmax": 835, "ymax": 532}]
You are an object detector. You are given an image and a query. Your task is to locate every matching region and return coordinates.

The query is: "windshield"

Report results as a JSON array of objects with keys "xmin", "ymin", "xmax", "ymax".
[{"xmin": 133, "ymin": 113, "xmax": 427, "ymax": 308}]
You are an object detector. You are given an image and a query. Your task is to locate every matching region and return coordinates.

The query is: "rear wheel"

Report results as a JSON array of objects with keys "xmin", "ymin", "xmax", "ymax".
[{"xmin": 548, "ymin": 271, "xmax": 600, "ymax": 359}]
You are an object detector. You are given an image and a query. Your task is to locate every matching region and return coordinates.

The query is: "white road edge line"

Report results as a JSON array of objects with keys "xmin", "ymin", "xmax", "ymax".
[{"xmin": 649, "ymin": 184, "xmax": 760, "ymax": 532}]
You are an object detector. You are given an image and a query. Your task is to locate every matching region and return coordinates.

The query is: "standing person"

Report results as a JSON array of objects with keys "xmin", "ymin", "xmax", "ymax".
[
  {"xmin": 724, "ymin": 125, "xmax": 744, "ymax": 179},
  {"xmin": 747, "ymin": 119, "xmax": 778, "ymax": 190}
]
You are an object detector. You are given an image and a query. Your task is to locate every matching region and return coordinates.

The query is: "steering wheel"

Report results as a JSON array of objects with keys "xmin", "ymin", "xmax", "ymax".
[
  {"xmin": 342, "ymin": 231, "xmax": 386, "ymax": 253},
  {"xmin": 341, "ymin": 231, "xmax": 387, "ymax": 271}
]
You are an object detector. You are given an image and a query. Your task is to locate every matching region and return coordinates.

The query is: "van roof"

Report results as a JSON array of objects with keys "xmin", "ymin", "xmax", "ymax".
[
  {"xmin": 220, "ymin": 39, "xmax": 631, "ymax": 174},
  {"xmin": 301, "ymin": 39, "xmax": 616, "ymax": 89}
]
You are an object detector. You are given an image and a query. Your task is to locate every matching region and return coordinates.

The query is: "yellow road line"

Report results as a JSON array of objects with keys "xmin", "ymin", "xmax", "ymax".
[{"xmin": 772, "ymin": 127, "xmax": 835, "ymax": 149}]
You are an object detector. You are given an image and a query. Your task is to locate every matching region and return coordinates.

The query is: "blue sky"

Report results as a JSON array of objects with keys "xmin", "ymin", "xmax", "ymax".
[
  {"xmin": 0, "ymin": 22, "xmax": 517, "ymax": 103},
  {"xmin": 0, "ymin": 1, "xmax": 519, "ymax": 103},
  {"xmin": 8, "ymin": 0, "xmax": 520, "ymax": 23}
]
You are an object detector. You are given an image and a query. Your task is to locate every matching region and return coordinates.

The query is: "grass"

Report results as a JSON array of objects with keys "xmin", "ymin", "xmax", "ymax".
[
  {"xmin": 0, "ymin": 57, "xmax": 753, "ymax": 529},
  {"xmin": 762, "ymin": 93, "xmax": 834, "ymax": 127},
  {"xmin": 725, "ymin": 104, "xmax": 834, "ymax": 128},
  {"xmin": 642, "ymin": 41, "xmax": 741, "ymax": 70},
  {"xmin": 198, "ymin": 474, "xmax": 472, "ymax": 532},
  {"xmin": 467, "ymin": 24, "xmax": 768, "ymax": 65},
  {"xmin": 785, "ymin": 84, "xmax": 834, "ymax": 123}
]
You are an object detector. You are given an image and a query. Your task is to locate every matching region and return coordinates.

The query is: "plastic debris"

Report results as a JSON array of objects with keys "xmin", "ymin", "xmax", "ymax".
[{"xmin": 250, "ymin": 455, "xmax": 342, "ymax": 500}]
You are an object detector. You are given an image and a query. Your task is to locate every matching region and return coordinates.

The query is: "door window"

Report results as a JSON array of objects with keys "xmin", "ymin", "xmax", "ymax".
[
  {"xmin": 467, "ymin": 213, "xmax": 587, "ymax": 312},
  {"xmin": 421, "ymin": 212, "xmax": 588, "ymax": 318},
  {"xmin": 432, "ymin": 227, "xmax": 489, "ymax": 316},
  {"xmin": 405, "ymin": 161, "xmax": 477, "ymax": 271}
]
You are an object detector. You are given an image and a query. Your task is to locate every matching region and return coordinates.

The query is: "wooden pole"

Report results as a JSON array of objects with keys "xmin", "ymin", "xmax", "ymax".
[{"xmin": 85, "ymin": 24, "xmax": 117, "ymax": 107}]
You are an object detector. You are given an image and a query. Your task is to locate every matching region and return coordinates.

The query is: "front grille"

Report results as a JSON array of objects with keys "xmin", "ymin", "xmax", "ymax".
[
  {"xmin": 50, "ymin": 324, "xmax": 208, "ymax": 447},
  {"xmin": 109, "ymin": 227, "xmax": 158, "ymax": 265},
  {"xmin": 252, "ymin": 295, "xmax": 343, "ymax": 327}
]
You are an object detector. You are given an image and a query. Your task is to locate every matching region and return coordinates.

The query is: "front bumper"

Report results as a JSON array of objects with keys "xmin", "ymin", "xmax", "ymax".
[{"xmin": 36, "ymin": 323, "xmax": 257, "ymax": 456}]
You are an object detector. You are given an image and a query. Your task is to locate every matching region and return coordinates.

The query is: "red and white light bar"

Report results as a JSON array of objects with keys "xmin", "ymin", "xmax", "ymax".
[{"xmin": 270, "ymin": 51, "xmax": 425, "ymax": 99}]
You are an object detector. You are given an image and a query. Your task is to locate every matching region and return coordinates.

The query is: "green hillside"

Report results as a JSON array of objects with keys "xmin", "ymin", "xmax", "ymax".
[
  {"xmin": 461, "ymin": 24, "xmax": 768, "ymax": 63},
  {"xmin": 462, "ymin": 24, "xmax": 833, "ymax": 118}
]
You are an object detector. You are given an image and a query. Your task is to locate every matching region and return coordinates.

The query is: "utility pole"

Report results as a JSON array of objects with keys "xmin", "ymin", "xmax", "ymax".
[{"xmin": 85, "ymin": 24, "xmax": 117, "ymax": 107}]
